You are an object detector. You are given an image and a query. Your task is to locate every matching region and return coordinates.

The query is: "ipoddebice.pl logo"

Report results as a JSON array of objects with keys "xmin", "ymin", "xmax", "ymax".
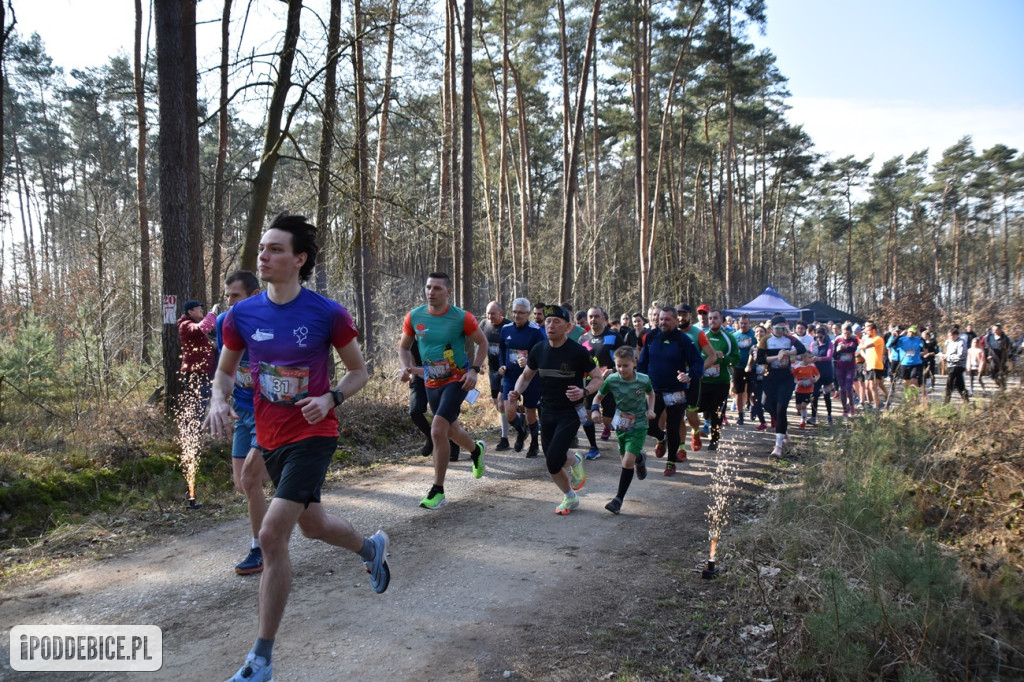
[{"xmin": 10, "ymin": 625, "xmax": 162, "ymax": 672}]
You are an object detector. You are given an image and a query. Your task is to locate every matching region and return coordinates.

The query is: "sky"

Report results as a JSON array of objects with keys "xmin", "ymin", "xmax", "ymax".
[{"xmin": 8, "ymin": 0, "xmax": 1024, "ymax": 170}]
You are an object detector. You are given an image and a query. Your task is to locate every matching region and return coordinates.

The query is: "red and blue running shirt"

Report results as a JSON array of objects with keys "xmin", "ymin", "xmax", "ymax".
[{"xmin": 222, "ymin": 288, "xmax": 359, "ymax": 450}]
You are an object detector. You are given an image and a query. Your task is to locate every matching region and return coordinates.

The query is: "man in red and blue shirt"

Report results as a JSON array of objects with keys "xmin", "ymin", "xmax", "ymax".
[{"xmin": 208, "ymin": 214, "xmax": 389, "ymax": 682}]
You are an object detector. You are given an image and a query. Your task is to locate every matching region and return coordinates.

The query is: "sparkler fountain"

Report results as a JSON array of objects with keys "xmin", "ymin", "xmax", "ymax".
[
  {"xmin": 174, "ymin": 375, "xmax": 206, "ymax": 510},
  {"xmin": 702, "ymin": 444, "xmax": 739, "ymax": 578}
]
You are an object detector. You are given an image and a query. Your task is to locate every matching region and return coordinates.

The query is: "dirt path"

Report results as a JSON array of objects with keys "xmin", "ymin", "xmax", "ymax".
[{"xmin": 0, "ymin": 415, "xmax": 785, "ymax": 681}]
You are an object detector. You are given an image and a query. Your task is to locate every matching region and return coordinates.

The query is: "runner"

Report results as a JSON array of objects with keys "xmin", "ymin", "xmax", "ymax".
[
  {"xmin": 857, "ymin": 321, "xmax": 888, "ymax": 410},
  {"xmin": 833, "ymin": 323, "xmax": 859, "ymax": 418},
  {"xmin": 921, "ymin": 330, "xmax": 940, "ymax": 393},
  {"xmin": 889, "ymin": 325, "xmax": 926, "ymax": 405},
  {"xmin": 966, "ymin": 338, "xmax": 986, "ymax": 395},
  {"xmin": 731, "ymin": 314, "xmax": 757, "ymax": 425},
  {"xmin": 699, "ymin": 310, "xmax": 740, "ymax": 451},
  {"xmin": 482, "ymin": 301, "xmax": 513, "ymax": 450},
  {"xmin": 592, "ymin": 347, "xmax": 656, "ymax": 514},
  {"xmin": 809, "ymin": 324, "xmax": 835, "ymax": 424},
  {"xmin": 696, "ymin": 304, "xmax": 711, "ymax": 332},
  {"xmin": 941, "ymin": 326, "xmax": 970, "ymax": 404},
  {"xmin": 398, "ymin": 272, "xmax": 488, "ymax": 510},
  {"xmin": 637, "ymin": 306, "xmax": 704, "ymax": 476},
  {"xmin": 676, "ymin": 304, "xmax": 717, "ymax": 453},
  {"xmin": 618, "ymin": 313, "xmax": 639, "ymax": 348},
  {"xmin": 207, "ymin": 214, "xmax": 388, "ymax": 682},
  {"xmin": 984, "ymin": 324, "xmax": 1011, "ymax": 390},
  {"xmin": 215, "ymin": 270, "xmax": 269, "ymax": 575},
  {"xmin": 499, "ymin": 297, "xmax": 546, "ymax": 457},
  {"xmin": 746, "ymin": 325, "xmax": 768, "ymax": 430},
  {"xmin": 580, "ymin": 306, "xmax": 625, "ymax": 455},
  {"xmin": 507, "ymin": 305, "xmax": 603, "ymax": 515},
  {"xmin": 794, "ymin": 321, "xmax": 814, "ymax": 352},
  {"xmin": 756, "ymin": 314, "xmax": 806, "ymax": 458},
  {"xmin": 532, "ymin": 302, "xmax": 546, "ymax": 326},
  {"xmin": 792, "ymin": 351, "xmax": 820, "ymax": 428}
]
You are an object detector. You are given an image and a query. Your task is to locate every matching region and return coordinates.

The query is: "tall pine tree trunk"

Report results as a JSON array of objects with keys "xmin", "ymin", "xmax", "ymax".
[{"xmin": 134, "ymin": 0, "xmax": 153, "ymax": 364}]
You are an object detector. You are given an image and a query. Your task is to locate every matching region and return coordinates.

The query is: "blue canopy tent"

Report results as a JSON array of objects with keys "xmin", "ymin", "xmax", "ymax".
[{"xmin": 723, "ymin": 286, "xmax": 811, "ymax": 323}]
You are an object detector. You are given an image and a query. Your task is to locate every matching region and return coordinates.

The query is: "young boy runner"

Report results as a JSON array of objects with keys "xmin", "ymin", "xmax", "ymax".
[
  {"xmin": 792, "ymin": 351, "xmax": 820, "ymax": 428},
  {"xmin": 592, "ymin": 347, "xmax": 656, "ymax": 514}
]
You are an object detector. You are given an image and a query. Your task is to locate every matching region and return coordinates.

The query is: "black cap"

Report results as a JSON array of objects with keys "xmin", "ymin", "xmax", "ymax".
[
  {"xmin": 677, "ymin": 303, "xmax": 692, "ymax": 314},
  {"xmin": 542, "ymin": 304, "xmax": 571, "ymax": 321},
  {"xmin": 183, "ymin": 300, "xmax": 204, "ymax": 312},
  {"xmin": 770, "ymin": 314, "xmax": 787, "ymax": 326}
]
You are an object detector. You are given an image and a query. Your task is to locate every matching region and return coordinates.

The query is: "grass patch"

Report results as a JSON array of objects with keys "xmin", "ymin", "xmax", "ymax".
[{"xmin": 730, "ymin": 389, "xmax": 1024, "ymax": 680}]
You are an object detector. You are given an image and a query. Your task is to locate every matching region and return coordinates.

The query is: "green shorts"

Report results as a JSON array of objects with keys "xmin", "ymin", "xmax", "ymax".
[{"xmin": 616, "ymin": 427, "xmax": 647, "ymax": 456}]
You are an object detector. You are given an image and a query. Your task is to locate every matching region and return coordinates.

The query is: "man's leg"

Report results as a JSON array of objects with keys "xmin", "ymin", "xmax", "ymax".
[
  {"xmin": 241, "ymin": 449, "xmax": 269, "ymax": 540},
  {"xmin": 255, "ymin": 498, "xmax": 306, "ymax": 640}
]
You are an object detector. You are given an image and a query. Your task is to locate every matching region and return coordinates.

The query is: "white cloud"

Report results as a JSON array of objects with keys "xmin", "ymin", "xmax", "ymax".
[{"xmin": 788, "ymin": 97, "xmax": 1024, "ymax": 167}]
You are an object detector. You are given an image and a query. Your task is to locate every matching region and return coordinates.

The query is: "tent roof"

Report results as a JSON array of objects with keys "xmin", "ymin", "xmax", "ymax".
[
  {"xmin": 802, "ymin": 300, "xmax": 865, "ymax": 325},
  {"xmin": 723, "ymin": 286, "xmax": 810, "ymax": 321}
]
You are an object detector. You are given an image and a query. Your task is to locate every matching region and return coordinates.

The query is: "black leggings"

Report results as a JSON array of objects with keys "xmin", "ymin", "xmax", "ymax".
[
  {"xmin": 945, "ymin": 367, "xmax": 969, "ymax": 402},
  {"xmin": 648, "ymin": 395, "xmax": 685, "ymax": 459},
  {"xmin": 749, "ymin": 378, "xmax": 765, "ymax": 423},
  {"xmin": 762, "ymin": 376, "xmax": 795, "ymax": 434},
  {"xmin": 811, "ymin": 377, "xmax": 833, "ymax": 418},
  {"xmin": 541, "ymin": 411, "xmax": 581, "ymax": 475},
  {"xmin": 409, "ymin": 379, "xmax": 430, "ymax": 437}
]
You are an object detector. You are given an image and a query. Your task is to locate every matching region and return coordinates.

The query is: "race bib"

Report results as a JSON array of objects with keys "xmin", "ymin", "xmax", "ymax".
[
  {"xmin": 905, "ymin": 349, "xmax": 917, "ymax": 358},
  {"xmin": 258, "ymin": 362, "xmax": 309, "ymax": 405},
  {"xmin": 755, "ymin": 364, "xmax": 765, "ymax": 377},
  {"xmin": 488, "ymin": 343, "xmax": 500, "ymax": 357},
  {"xmin": 576, "ymin": 403, "xmax": 591, "ymax": 425},
  {"xmin": 612, "ymin": 410, "xmax": 636, "ymax": 431},
  {"xmin": 662, "ymin": 391, "xmax": 685, "ymax": 406},
  {"xmin": 508, "ymin": 349, "xmax": 528, "ymax": 366},
  {"xmin": 425, "ymin": 360, "xmax": 454, "ymax": 381},
  {"xmin": 235, "ymin": 363, "xmax": 254, "ymax": 390},
  {"xmin": 770, "ymin": 354, "xmax": 790, "ymax": 369},
  {"xmin": 704, "ymin": 364, "xmax": 721, "ymax": 378},
  {"xmin": 738, "ymin": 338, "xmax": 752, "ymax": 348},
  {"xmin": 798, "ymin": 378, "xmax": 815, "ymax": 387},
  {"xmin": 839, "ymin": 353, "xmax": 854, "ymax": 363}
]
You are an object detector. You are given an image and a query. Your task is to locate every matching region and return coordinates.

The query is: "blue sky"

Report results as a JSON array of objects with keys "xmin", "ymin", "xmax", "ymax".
[
  {"xmin": 12, "ymin": 0, "xmax": 1024, "ymax": 169},
  {"xmin": 748, "ymin": 0, "xmax": 1024, "ymax": 166}
]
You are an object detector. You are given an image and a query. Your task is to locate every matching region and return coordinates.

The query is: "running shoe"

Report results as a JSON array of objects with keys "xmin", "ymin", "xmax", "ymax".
[
  {"xmin": 770, "ymin": 446, "xmax": 783, "ymax": 459},
  {"xmin": 827, "ymin": 416, "xmax": 834, "ymax": 425},
  {"xmin": 635, "ymin": 451, "xmax": 647, "ymax": 480},
  {"xmin": 471, "ymin": 441, "xmax": 485, "ymax": 479},
  {"xmin": 569, "ymin": 452, "xmax": 586, "ymax": 490},
  {"xmin": 807, "ymin": 416, "xmax": 816, "ymax": 425},
  {"xmin": 419, "ymin": 489, "xmax": 447, "ymax": 510},
  {"xmin": 676, "ymin": 449, "xmax": 688, "ymax": 462},
  {"xmin": 708, "ymin": 441, "xmax": 718, "ymax": 451},
  {"xmin": 514, "ymin": 416, "xmax": 528, "ymax": 452},
  {"xmin": 362, "ymin": 530, "xmax": 391, "ymax": 594},
  {"xmin": 654, "ymin": 439, "xmax": 666, "ymax": 458},
  {"xmin": 555, "ymin": 494, "xmax": 580, "ymax": 515},
  {"xmin": 842, "ymin": 411, "xmax": 850, "ymax": 418},
  {"xmin": 526, "ymin": 442, "xmax": 539, "ymax": 458},
  {"xmin": 701, "ymin": 420, "xmax": 710, "ymax": 436},
  {"xmin": 663, "ymin": 461, "xmax": 677, "ymax": 476},
  {"xmin": 736, "ymin": 414, "xmax": 744, "ymax": 425},
  {"xmin": 783, "ymin": 434, "xmax": 792, "ymax": 445},
  {"xmin": 600, "ymin": 424, "xmax": 611, "ymax": 440},
  {"xmin": 495, "ymin": 437, "xmax": 511, "ymax": 452},
  {"xmin": 585, "ymin": 446, "xmax": 601, "ymax": 460},
  {"xmin": 770, "ymin": 416, "xmax": 776, "ymax": 429},
  {"xmin": 691, "ymin": 431, "xmax": 702, "ymax": 451},
  {"xmin": 722, "ymin": 417, "xmax": 729, "ymax": 427},
  {"xmin": 605, "ymin": 497, "xmax": 622, "ymax": 515},
  {"xmin": 235, "ymin": 547, "xmax": 263, "ymax": 576},
  {"xmin": 799, "ymin": 421, "xmax": 806, "ymax": 429},
  {"xmin": 225, "ymin": 653, "xmax": 272, "ymax": 682},
  {"xmin": 756, "ymin": 422, "xmax": 767, "ymax": 431}
]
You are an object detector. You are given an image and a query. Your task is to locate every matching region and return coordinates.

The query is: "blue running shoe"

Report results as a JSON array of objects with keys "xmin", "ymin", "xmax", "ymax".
[
  {"xmin": 701, "ymin": 420, "xmax": 710, "ymax": 436},
  {"xmin": 235, "ymin": 547, "xmax": 263, "ymax": 575},
  {"xmin": 225, "ymin": 653, "xmax": 272, "ymax": 682},
  {"xmin": 362, "ymin": 530, "xmax": 390, "ymax": 594},
  {"xmin": 584, "ymin": 446, "xmax": 601, "ymax": 460}
]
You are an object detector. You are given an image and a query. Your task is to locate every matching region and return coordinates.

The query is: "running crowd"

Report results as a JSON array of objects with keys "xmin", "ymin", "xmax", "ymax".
[{"xmin": 203, "ymin": 214, "xmax": 1018, "ymax": 682}]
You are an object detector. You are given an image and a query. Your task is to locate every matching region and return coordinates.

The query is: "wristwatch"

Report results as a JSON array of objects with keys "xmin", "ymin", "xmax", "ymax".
[
  {"xmin": 470, "ymin": 365, "xmax": 482, "ymax": 373},
  {"xmin": 331, "ymin": 389, "xmax": 346, "ymax": 406}
]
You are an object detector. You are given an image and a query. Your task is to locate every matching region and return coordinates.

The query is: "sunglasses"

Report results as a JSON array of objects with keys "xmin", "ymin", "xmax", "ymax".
[{"xmin": 773, "ymin": 325, "xmax": 788, "ymax": 332}]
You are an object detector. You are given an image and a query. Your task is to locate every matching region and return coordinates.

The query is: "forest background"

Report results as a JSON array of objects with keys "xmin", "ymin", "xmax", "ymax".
[{"xmin": 0, "ymin": 0, "xmax": 1022, "ymax": 410}]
